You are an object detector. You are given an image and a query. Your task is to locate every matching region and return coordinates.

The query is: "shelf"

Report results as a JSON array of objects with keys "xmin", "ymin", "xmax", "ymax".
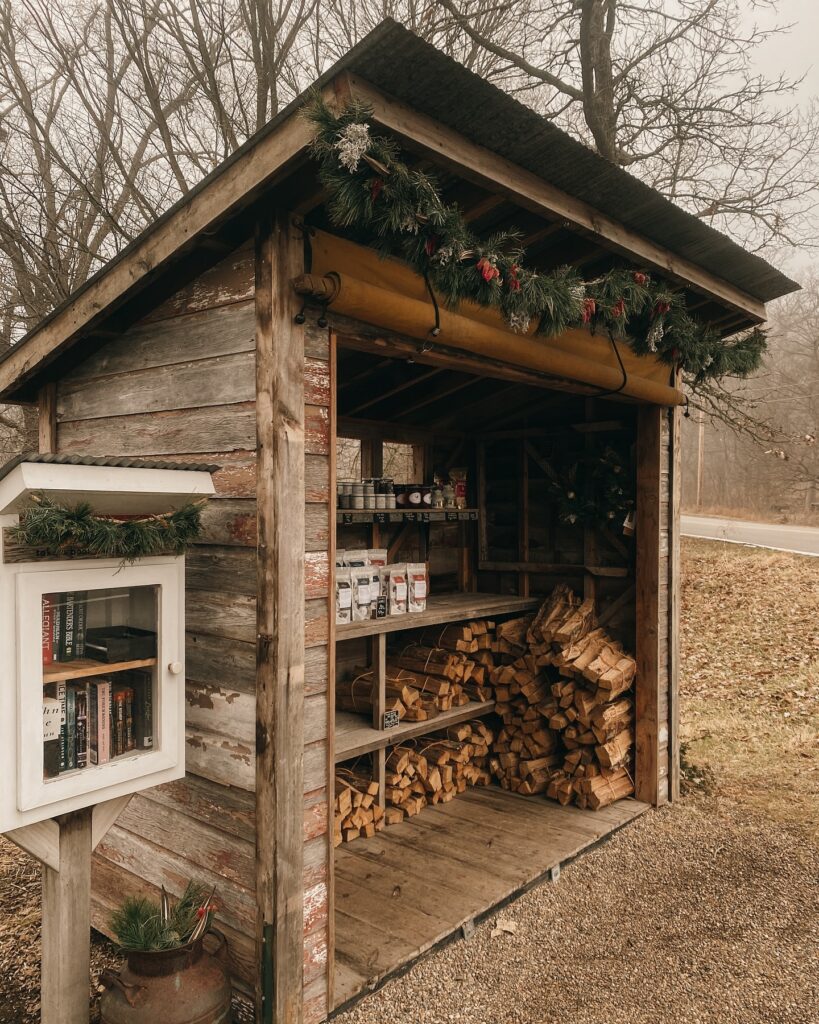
[
  {"xmin": 337, "ymin": 509, "xmax": 479, "ymax": 525},
  {"xmin": 336, "ymin": 592, "xmax": 540, "ymax": 642},
  {"xmin": 335, "ymin": 699, "xmax": 496, "ymax": 763},
  {"xmin": 42, "ymin": 657, "xmax": 158, "ymax": 683}
]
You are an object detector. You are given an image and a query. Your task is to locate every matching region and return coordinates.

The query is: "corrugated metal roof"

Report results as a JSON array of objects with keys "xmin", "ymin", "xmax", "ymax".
[
  {"xmin": 0, "ymin": 19, "xmax": 798, "ymax": 382},
  {"xmin": 0, "ymin": 453, "xmax": 220, "ymax": 483},
  {"xmin": 339, "ymin": 22, "xmax": 797, "ymax": 304}
]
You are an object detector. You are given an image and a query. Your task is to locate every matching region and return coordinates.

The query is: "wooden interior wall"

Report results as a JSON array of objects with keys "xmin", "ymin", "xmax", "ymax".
[{"xmin": 53, "ymin": 245, "xmax": 332, "ymax": 1022}]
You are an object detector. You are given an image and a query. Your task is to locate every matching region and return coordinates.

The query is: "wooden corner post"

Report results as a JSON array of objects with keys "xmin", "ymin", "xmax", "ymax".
[
  {"xmin": 635, "ymin": 405, "xmax": 663, "ymax": 806},
  {"xmin": 255, "ymin": 208, "xmax": 306, "ymax": 1024}
]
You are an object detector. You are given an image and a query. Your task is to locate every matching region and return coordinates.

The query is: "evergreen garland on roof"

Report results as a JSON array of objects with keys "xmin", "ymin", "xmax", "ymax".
[
  {"xmin": 304, "ymin": 94, "xmax": 767, "ymax": 386},
  {"xmin": 11, "ymin": 494, "xmax": 205, "ymax": 562}
]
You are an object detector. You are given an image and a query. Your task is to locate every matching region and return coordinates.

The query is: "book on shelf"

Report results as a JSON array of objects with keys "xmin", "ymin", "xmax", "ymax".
[
  {"xmin": 43, "ymin": 671, "xmax": 155, "ymax": 778},
  {"xmin": 41, "ymin": 592, "xmax": 89, "ymax": 666}
]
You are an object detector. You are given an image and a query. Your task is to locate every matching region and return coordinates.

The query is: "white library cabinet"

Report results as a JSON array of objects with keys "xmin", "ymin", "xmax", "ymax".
[{"xmin": 0, "ymin": 456, "xmax": 215, "ymax": 832}]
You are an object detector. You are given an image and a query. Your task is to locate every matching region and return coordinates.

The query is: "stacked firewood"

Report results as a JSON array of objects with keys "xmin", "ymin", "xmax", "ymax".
[
  {"xmin": 333, "ymin": 770, "xmax": 385, "ymax": 846},
  {"xmin": 333, "ymin": 720, "xmax": 494, "ymax": 845},
  {"xmin": 527, "ymin": 585, "xmax": 636, "ymax": 810},
  {"xmin": 485, "ymin": 619, "xmax": 564, "ymax": 795}
]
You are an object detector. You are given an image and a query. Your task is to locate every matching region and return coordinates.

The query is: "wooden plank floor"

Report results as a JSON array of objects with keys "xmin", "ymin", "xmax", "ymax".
[{"xmin": 333, "ymin": 787, "xmax": 648, "ymax": 1009}]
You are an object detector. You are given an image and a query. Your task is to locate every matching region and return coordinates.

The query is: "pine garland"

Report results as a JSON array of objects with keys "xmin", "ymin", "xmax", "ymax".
[
  {"xmin": 304, "ymin": 94, "xmax": 767, "ymax": 386},
  {"xmin": 110, "ymin": 881, "xmax": 217, "ymax": 952},
  {"xmin": 11, "ymin": 494, "xmax": 205, "ymax": 562}
]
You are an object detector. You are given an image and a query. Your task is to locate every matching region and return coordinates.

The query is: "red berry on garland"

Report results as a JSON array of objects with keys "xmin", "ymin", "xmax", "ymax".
[
  {"xmin": 653, "ymin": 300, "xmax": 671, "ymax": 317},
  {"xmin": 370, "ymin": 178, "xmax": 383, "ymax": 202},
  {"xmin": 476, "ymin": 256, "xmax": 500, "ymax": 283},
  {"xmin": 581, "ymin": 297, "xmax": 596, "ymax": 323},
  {"xmin": 633, "ymin": 272, "xmax": 648, "ymax": 285},
  {"xmin": 508, "ymin": 264, "xmax": 521, "ymax": 292},
  {"xmin": 424, "ymin": 234, "xmax": 439, "ymax": 258},
  {"xmin": 611, "ymin": 298, "xmax": 626, "ymax": 318}
]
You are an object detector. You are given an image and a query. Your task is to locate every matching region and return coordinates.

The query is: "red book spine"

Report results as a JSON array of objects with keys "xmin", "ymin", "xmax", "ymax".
[{"xmin": 42, "ymin": 595, "xmax": 54, "ymax": 666}]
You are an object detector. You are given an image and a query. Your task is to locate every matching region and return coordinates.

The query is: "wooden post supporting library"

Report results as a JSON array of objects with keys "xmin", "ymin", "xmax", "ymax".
[{"xmin": 7, "ymin": 797, "xmax": 131, "ymax": 1024}]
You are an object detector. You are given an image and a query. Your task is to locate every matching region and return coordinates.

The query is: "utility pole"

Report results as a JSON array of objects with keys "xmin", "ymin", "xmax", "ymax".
[{"xmin": 696, "ymin": 411, "xmax": 705, "ymax": 510}]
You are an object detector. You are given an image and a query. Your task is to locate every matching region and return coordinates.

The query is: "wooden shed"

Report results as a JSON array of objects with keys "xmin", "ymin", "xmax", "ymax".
[{"xmin": 0, "ymin": 20, "xmax": 798, "ymax": 1024}]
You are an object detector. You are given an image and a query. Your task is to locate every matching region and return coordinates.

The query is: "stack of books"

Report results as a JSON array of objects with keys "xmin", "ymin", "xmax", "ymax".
[
  {"xmin": 43, "ymin": 671, "xmax": 154, "ymax": 778},
  {"xmin": 42, "ymin": 592, "xmax": 88, "ymax": 663}
]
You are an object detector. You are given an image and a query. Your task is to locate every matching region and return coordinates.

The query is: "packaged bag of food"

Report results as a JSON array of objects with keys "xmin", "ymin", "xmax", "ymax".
[
  {"xmin": 335, "ymin": 567, "xmax": 353, "ymax": 625},
  {"xmin": 367, "ymin": 549, "xmax": 388, "ymax": 618},
  {"xmin": 449, "ymin": 468, "xmax": 468, "ymax": 509},
  {"xmin": 351, "ymin": 566, "xmax": 372, "ymax": 622},
  {"xmin": 407, "ymin": 562, "xmax": 429, "ymax": 613},
  {"xmin": 344, "ymin": 549, "xmax": 369, "ymax": 567},
  {"xmin": 335, "ymin": 550, "xmax": 346, "ymax": 568},
  {"xmin": 387, "ymin": 565, "xmax": 408, "ymax": 616}
]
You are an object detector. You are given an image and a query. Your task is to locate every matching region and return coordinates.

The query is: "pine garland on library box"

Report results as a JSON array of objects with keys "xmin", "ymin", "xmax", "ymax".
[
  {"xmin": 10, "ymin": 493, "xmax": 205, "ymax": 562},
  {"xmin": 304, "ymin": 94, "xmax": 767, "ymax": 386}
]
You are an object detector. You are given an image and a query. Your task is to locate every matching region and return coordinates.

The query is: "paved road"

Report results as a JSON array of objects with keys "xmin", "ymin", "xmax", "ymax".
[{"xmin": 681, "ymin": 514, "xmax": 819, "ymax": 556}]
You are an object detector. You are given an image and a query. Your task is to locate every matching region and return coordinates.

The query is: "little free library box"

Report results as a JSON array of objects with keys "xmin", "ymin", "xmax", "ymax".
[{"xmin": 0, "ymin": 20, "xmax": 798, "ymax": 1024}]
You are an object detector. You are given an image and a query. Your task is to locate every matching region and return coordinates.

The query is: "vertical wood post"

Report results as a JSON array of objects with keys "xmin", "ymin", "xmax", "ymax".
[
  {"xmin": 38, "ymin": 382, "xmax": 57, "ymax": 454},
  {"xmin": 668, "ymin": 401, "xmax": 682, "ymax": 800},
  {"xmin": 41, "ymin": 808, "xmax": 92, "ymax": 1024},
  {"xmin": 255, "ymin": 209, "xmax": 305, "ymax": 1024},
  {"xmin": 635, "ymin": 406, "xmax": 662, "ymax": 806}
]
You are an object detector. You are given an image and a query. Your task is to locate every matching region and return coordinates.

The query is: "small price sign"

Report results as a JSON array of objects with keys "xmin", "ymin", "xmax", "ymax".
[
  {"xmin": 382, "ymin": 710, "xmax": 400, "ymax": 730},
  {"xmin": 469, "ymin": 510, "xmax": 479, "ymax": 521},
  {"xmin": 421, "ymin": 511, "xmax": 431, "ymax": 523},
  {"xmin": 445, "ymin": 510, "xmax": 458, "ymax": 522},
  {"xmin": 404, "ymin": 512, "xmax": 417, "ymax": 522},
  {"xmin": 374, "ymin": 512, "xmax": 387, "ymax": 525},
  {"xmin": 342, "ymin": 512, "xmax": 353, "ymax": 524}
]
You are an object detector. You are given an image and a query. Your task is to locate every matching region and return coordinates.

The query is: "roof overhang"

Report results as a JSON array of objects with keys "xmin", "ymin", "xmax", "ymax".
[
  {"xmin": 0, "ymin": 456, "xmax": 216, "ymax": 515},
  {"xmin": 0, "ymin": 20, "xmax": 798, "ymax": 405}
]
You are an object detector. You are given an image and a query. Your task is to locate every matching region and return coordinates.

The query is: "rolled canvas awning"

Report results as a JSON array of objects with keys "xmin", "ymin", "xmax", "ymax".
[{"xmin": 309, "ymin": 231, "xmax": 684, "ymax": 406}]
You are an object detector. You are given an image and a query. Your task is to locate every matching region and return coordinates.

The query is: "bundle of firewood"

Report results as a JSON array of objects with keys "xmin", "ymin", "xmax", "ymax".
[
  {"xmin": 333, "ymin": 769, "xmax": 385, "ymax": 846},
  {"xmin": 334, "ymin": 720, "xmax": 494, "ymax": 844},
  {"xmin": 527, "ymin": 585, "xmax": 636, "ymax": 810},
  {"xmin": 336, "ymin": 661, "xmax": 471, "ymax": 723}
]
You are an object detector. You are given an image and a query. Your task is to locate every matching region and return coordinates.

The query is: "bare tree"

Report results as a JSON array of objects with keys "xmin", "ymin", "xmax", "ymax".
[
  {"xmin": 430, "ymin": 0, "xmax": 819, "ymax": 254},
  {"xmin": 681, "ymin": 278, "xmax": 819, "ymax": 518},
  {"xmin": 0, "ymin": 0, "xmax": 816, "ymax": 468}
]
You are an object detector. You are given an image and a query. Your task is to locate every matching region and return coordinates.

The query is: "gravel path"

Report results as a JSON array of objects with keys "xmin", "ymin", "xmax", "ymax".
[{"xmin": 334, "ymin": 800, "xmax": 819, "ymax": 1024}]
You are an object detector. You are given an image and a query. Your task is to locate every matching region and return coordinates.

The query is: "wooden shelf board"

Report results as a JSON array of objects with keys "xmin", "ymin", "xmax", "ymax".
[
  {"xmin": 43, "ymin": 657, "xmax": 157, "ymax": 682},
  {"xmin": 337, "ymin": 509, "xmax": 479, "ymax": 525},
  {"xmin": 336, "ymin": 592, "xmax": 539, "ymax": 642},
  {"xmin": 335, "ymin": 700, "xmax": 496, "ymax": 763}
]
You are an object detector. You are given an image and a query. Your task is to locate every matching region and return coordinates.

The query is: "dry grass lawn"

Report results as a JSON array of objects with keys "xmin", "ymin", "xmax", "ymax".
[{"xmin": 1, "ymin": 537, "xmax": 817, "ymax": 1023}]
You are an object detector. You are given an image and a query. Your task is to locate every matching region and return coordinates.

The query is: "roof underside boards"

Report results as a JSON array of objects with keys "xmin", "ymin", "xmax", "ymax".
[{"xmin": 0, "ymin": 19, "xmax": 797, "ymax": 403}]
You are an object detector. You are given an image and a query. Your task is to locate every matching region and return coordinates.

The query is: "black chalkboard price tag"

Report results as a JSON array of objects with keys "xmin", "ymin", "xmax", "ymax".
[
  {"xmin": 382, "ymin": 710, "xmax": 400, "ymax": 730},
  {"xmin": 374, "ymin": 512, "xmax": 387, "ymax": 525},
  {"xmin": 342, "ymin": 512, "xmax": 353, "ymax": 524},
  {"xmin": 403, "ymin": 512, "xmax": 417, "ymax": 522},
  {"xmin": 445, "ymin": 510, "xmax": 458, "ymax": 522},
  {"xmin": 470, "ymin": 510, "xmax": 479, "ymax": 521},
  {"xmin": 421, "ymin": 511, "xmax": 431, "ymax": 523}
]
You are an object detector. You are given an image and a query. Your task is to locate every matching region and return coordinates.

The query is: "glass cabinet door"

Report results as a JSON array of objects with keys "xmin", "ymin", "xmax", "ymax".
[{"xmin": 18, "ymin": 561, "xmax": 182, "ymax": 813}]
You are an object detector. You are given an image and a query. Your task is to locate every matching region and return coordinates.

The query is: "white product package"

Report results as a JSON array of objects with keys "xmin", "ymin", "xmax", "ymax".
[
  {"xmin": 351, "ymin": 566, "xmax": 373, "ymax": 621},
  {"xmin": 406, "ymin": 562, "xmax": 429, "ymax": 613},
  {"xmin": 335, "ymin": 567, "xmax": 353, "ymax": 625}
]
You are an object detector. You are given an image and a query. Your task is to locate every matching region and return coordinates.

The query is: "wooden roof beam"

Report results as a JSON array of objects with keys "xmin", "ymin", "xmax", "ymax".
[{"xmin": 341, "ymin": 73, "xmax": 767, "ymax": 324}]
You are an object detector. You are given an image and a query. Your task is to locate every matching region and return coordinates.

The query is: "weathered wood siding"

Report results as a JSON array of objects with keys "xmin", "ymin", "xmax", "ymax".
[
  {"xmin": 55, "ymin": 242, "xmax": 258, "ymax": 1010},
  {"xmin": 54, "ymin": 242, "xmax": 332, "ymax": 1022}
]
